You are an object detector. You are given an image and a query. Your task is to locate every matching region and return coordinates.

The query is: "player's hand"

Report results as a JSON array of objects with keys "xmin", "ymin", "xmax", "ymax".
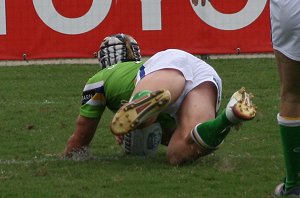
[
  {"xmin": 62, "ymin": 146, "xmax": 90, "ymax": 160},
  {"xmin": 192, "ymin": 0, "xmax": 211, "ymax": 6}
]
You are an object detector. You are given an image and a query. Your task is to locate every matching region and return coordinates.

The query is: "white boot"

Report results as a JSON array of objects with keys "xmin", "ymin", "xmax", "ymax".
[{"xmin": 226, "ymin": 87, "xmax": 256, "ymax": 124}]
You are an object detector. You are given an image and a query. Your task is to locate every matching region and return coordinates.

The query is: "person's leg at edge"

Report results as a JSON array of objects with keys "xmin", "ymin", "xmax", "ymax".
[{"xmin": 274, "ymin": 50, "xmax": 300, "ymax": 194}]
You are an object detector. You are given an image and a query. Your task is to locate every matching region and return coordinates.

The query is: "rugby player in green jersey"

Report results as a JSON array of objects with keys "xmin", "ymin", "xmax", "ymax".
[{"xmin": 63, "ymin": 34, "xmax": 257, "ymax": 165}]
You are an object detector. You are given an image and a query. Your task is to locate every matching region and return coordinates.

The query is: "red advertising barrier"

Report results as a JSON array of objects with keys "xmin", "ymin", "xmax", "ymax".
[{"xmin": 0, "ymin": 0, "xmax": 272, "ymax": 60}]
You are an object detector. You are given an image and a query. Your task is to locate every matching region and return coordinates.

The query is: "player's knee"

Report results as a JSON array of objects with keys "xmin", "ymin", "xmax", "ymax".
[
  {"xmin": 166, "ymin": 147, "xmax": 196, "ymax": 165},
  {"xmin": 166, "ymin": 152, "xmax": 184, "ymax": 165},
  {"xmin": 166, "ymin": 151, "xmax": 201, "ymax": 165},
  {"xmin": 166, "ymin": 143, "xmax": 215, "ymax": 165}
]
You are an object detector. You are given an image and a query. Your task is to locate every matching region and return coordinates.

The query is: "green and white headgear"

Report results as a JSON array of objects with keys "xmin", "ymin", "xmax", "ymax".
[{"xmin": 98, "ymin": 33, "xmax": 141, "ymax": 69}]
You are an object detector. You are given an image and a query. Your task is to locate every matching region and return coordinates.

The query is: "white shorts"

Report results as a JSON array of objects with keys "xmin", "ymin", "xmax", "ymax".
[
  {"xmin": 136, "ymin": 49, "xmax": 222, "ymax": 117},
  {"xmin": 271, "ymin": 0, "xmax": 300, "ymax": 61}
]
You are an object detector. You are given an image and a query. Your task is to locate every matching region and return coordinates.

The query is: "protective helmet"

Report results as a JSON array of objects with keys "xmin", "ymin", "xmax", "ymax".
[{"xmin": 98, "ymin": 33, "xmax": 141, "ymax": 69}]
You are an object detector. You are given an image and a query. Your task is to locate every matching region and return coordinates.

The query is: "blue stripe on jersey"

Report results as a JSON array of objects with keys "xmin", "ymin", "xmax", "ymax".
[
  {"xmin": 95, "ymin": 85, "xmax": 104, "ymax": 94},
  {"xmin": 139, "ymin": 65, "xmax": 145, "ymax": 79},
  {"xmin": 82, "ymin": 83, "xmax": 105, "ymax": 105}
]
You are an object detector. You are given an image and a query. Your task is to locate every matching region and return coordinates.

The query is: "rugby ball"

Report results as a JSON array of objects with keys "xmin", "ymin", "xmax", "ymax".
[{"xmin": 121, "ymin": 123, "xmax": 162, "ymax": 156}]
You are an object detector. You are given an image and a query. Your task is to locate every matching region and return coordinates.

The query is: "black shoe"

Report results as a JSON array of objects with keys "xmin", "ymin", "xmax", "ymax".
[{"xmin": 274, "ymin": 183, "xmax": 300, "ymax": 197}]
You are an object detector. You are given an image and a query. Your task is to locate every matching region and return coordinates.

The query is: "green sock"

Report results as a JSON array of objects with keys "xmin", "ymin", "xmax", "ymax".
[
  {"xmin": 130, "ymin": 90, "xmax": 151, "ymax": 101},
  {"xmin": 279, "ymin": 124, "xmax": 300, "ymax": 190},
  {"xmin": 196, "ymin": 110, "xmax": 233, "ymax": 148}
]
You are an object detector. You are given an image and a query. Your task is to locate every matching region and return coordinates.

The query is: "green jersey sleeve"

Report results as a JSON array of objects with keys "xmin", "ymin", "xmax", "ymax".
[{"xmin": 79, "ymin": 61, "xmax": 143, "ymax": 119}]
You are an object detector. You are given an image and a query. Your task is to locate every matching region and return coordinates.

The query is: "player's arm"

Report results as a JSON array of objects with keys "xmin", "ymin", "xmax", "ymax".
[
  {"xmin": 63, "ymin": 76, "xmax": 106, "ymax": 158},
  {"xmin": 63, "ymin": 102, "xmax": 105, "ymax": 158},
  {"xmin": 63, "ymin": 115, "xmax": 100, "ymax": 157}
]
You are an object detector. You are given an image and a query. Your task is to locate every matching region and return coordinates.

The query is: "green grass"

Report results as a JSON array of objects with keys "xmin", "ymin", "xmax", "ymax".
[{"xmin": 0, "ymin": 58, "xmax": 283, "ymax": 198}]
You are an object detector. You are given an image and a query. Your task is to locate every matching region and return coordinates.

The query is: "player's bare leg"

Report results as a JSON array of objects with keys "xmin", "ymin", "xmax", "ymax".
[
  {"xmin": 273, "ymin": 50, "xmax": 300, "ymax": 197},
  {"xmin": 111, "ymin": 69, "xmax": 185, "ymax": 136},
  {"xmin": 191, "ymin": 87, "xmax": 256, "ymax": 152},
  {"xmin": 167, "ymin": 87, "xmax": 256, "ymax": 165},
  {"xmin": 166, "ymin": 82, "xmax": 218, "ymax": 165}
]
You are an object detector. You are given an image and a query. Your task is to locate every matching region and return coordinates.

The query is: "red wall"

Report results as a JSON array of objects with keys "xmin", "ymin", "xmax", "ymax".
[{"xmin": 0, "ymin": 0, "xmax": 272, "ymax": 60}]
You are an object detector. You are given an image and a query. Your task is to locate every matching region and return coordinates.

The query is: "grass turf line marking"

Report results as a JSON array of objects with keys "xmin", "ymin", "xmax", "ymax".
[{"xmin": 0, "ymin": 154, "xmax": 281, "ymax": 165}]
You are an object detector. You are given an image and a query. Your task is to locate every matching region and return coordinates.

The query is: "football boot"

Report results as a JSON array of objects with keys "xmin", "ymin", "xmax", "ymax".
[{"xmin": 111, "ymin": 89, "xmax": 171, "ymax": 135}]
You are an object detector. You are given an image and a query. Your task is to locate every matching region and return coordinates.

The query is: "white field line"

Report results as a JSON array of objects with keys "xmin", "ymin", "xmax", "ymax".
[
  {"xmin": 0, "ymin": 100, "xmax": 66, "ymax": 105},
  {"xmin": 0, "ymin": 154, "xmax": 281, "ymax": 165},
  {"xmin": 0, "ymin": 58, "xmax": 98, "ymax": 67},
  {"xmin": 0, "ymin": 157, "xmax": 62, "ymax": 165}
]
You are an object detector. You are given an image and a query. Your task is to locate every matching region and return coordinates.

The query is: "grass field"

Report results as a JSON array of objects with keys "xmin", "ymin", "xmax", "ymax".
[{"xmin": 0, "ymin": 58, "xmax": 283, "ymax": 198}]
